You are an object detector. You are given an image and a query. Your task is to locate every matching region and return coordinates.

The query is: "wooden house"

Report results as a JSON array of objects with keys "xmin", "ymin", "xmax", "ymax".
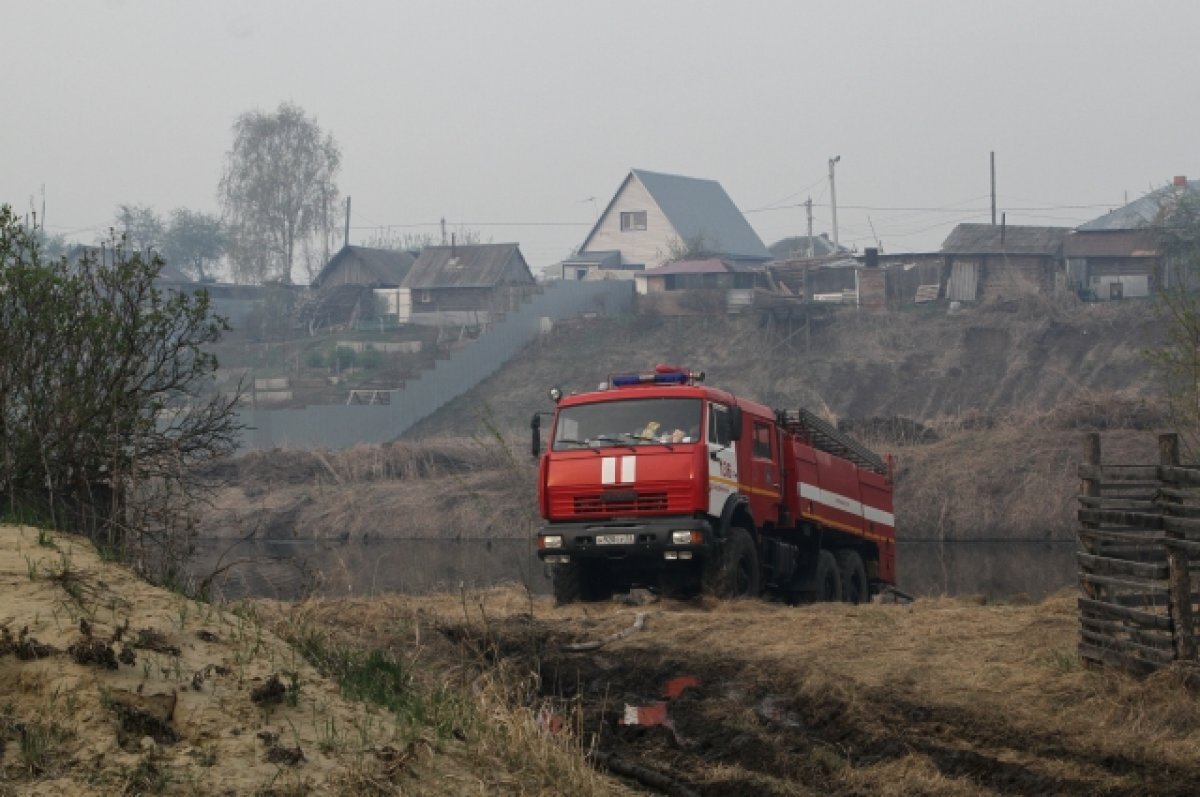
[
  {"xmin": 562, "ymin": 168, "xmax": 771, "ymax": 279},
  {"xmin": 401, "ymin": 243, "xmax": 536, "ymax": 325},
  {"xmin": 634, "ymin": 258, "xmax": 765, "ymax": 315},
  {"xmin": 939, "ymin": 223, "xmax": 1071, "ymax": 302},
  {"xmin": 1064, "ymin": 177, "xmax": 1199, "ymax": 300}
]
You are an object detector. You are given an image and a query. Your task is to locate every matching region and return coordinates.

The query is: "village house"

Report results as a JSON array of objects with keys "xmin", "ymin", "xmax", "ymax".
[
  {"xmin": 938, "ymin": 222, "xmax": 1072, "ymax": 303},
  {"xmin": 1064, "ymin": 176, "xmax": 1199, "ymax": 301},
  {"xmin": 398, "ymin": 242, "xmax": 536, "ymax": 326},
  {"xmin": 561, "ymin": 168, "xmax": 771, "ymax": 280},
  {"xmin": 634, "ymin": 257, "xmax": 767, "ymax": 315},
  {"xmin": 305, "ymin": 245, "xmax": 417, "ymax": 331}
]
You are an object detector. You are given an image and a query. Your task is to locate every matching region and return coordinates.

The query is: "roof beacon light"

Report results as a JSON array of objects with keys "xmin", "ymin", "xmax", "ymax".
[{"xmin": 610, "ymin": 365, "xmax": 704, "ymax": 388}]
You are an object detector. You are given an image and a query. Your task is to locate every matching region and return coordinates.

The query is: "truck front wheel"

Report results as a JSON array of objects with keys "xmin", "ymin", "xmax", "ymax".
[
  {"xmin": 705, "ymin": 527, "xmax": 761, "ymax": 599},
  {"xmin": 552, "ymin": 561, "xmax": 610, "ymax": 605}
]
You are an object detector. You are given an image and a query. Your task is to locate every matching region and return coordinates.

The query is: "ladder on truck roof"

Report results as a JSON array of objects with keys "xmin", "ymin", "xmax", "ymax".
[{"xmin": 776, "ymin": 408, "xmax": 888, "ymax": 475}]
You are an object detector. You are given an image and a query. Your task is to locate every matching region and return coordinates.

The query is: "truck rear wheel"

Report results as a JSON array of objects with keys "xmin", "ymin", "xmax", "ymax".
[
  {"xmin": 552, "ymin": 561, "xmax": 609, "ymax": 605},
  {"xmin": 706, "ymin": 527, "xmax": 761, "ymax": 599},
  {"xmin": 835, "ymin": 550, "xmax": 868, "ymax": 604},
  {"xmin": 813, "ymin": 549, "xmax": 842, "ymax": 602}
]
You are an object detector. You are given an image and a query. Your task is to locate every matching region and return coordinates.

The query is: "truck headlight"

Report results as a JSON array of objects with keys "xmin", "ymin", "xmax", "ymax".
[
  {"xmin": 671, "ymin": 530, "xmax": 702, "ymax": 545},
  {"xmin": 540, "ymin": 535, "xmax": 563, "ymax": 549}
]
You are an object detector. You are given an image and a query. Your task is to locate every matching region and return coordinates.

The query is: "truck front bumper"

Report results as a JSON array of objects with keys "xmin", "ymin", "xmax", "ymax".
[{"xmin": 536, "ymin": 517, "xmax": 714, "ymax": 564}]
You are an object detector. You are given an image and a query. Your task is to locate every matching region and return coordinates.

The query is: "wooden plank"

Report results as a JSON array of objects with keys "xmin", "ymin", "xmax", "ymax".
[
  {"xmin": 1160, "ymin": 466, "xmax": 1200, "ymax": 488},
  {"xmin": 1080, "ymin": 630, "xmax": 1177, "ymax": 663},
  {"xmin": 1163, "ymin": 538, "xmax": 1200, "ymax": 556},
  {"xmin": 1114, "ymin": 592, "xmax": 1171, "ymax": 609},
  {"xmin": 1078, "ymin": 464, "xmax": 1158, "ymax": 480},
  {"xmin": 1077, "ymin": 508, "xmax": 1163, "ymax": 530},
  {"xmin": 1078, "ymin": 642, "xmax": 1163, "ymax": 676},
  {"xmin": 1078, "ymin": 552, "xmax": 1168, "ymax": 580},
  {"xmin": 1077, "ymin": 496, "xmax": 1158, "ymax": 509},
  {"xmin": 1078, "ymin": 596, "xmax": 1173, "ymax": 631},
  {"xmin": 1154, "ymin": 487, "xmax": 1200, "ymax": 501},
  {"xmin": 1163, "ymin": 516, "xmax": 1200, "ymax": 535},
  {"xmin": 1077, "ymin": 527, "xmax": 1165, "ymax": 545},
  {"xmin": 1079, "ymin": 616, "xmax": 1176, "ymax": 649},
  {"xmin": 1080, "ymin": 571, "xmax": 1168, "ymax": 593}
]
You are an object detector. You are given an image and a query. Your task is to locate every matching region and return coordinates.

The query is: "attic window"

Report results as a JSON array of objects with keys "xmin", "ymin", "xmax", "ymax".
[{"xmin": 620, "ymin": 211, "xmax": 647, "ymax": 231}]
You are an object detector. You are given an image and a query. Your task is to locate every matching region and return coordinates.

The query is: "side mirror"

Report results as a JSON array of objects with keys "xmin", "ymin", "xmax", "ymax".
[{"xmin": 729, "ymin": 405, "xmax": 743, "ymax": 440}]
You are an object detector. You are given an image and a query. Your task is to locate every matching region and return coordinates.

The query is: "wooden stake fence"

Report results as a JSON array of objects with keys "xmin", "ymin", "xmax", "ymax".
[{"xmin": 1077, "ymin": 432, "xmax": 1200, "ymax": 674}]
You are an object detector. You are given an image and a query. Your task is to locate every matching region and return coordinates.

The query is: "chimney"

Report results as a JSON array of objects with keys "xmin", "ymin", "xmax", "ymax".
[
  {"xmin": 864, "ymin": 247, "xmax": 879, "ymax": 268},
  {"xmin": 1175, "ymin": 175, "xmax": 1188, "ymax": 192},
  {"xmin": 451, "ymin": 232, "xmax": 456, "ymax": 256}
]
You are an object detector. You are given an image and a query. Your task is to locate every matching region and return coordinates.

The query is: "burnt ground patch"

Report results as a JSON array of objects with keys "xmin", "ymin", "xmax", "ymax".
[{"xmin": 434, "ymin": 612, "xmax": 1200, "ymax": 797}]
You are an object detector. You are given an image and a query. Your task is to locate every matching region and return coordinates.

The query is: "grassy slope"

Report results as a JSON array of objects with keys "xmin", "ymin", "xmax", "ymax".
[
  {"xmin": 0, "ymin": 525, "xmax": 623, "ymax": 796},
  {"xmin": 407, "ymin": 299, "xmax": 1159, "ymax": 440}
]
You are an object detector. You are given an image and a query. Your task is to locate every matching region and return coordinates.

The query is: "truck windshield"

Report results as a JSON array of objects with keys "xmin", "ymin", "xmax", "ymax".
[{"xmin": 553, "ymin": 398, "xmax": 702, "ymax": 450}]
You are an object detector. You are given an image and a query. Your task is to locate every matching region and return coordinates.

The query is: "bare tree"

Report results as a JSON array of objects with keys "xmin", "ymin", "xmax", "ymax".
[
  {"xmin": 162, "ymin": 208, "xmax": 227, "ymax": 282},
  {"xmin": 219, "ymin": 102, "xmax": 341, "ymax": 284},
  {"xmin": 1148, "ymin": 189, "xmax": 1200, "ymax": 456}
]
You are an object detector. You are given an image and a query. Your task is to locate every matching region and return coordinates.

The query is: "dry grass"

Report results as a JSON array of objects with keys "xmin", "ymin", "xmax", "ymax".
[{"xmin": 288, "ymin": 583, "xmax": 1200, "ymax": 796}]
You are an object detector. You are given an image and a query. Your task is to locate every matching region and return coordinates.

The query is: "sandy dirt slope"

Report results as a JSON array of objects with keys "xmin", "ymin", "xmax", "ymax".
[
  {"xmin": 284, "ymin": 585, "xmax": 1200, "ymax": 797},
  {"xmin": 0, "ymin": 525, "xmax": 586, "ymax": 796}
]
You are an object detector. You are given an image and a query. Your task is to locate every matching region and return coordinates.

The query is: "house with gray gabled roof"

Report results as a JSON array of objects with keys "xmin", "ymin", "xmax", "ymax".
[
  {"xmin": 561, "ymin": 168, "xmax": 771, "ymax": 280},
  {"xmin": 1064, "ymin": 176, "xmax": 1200, "ymax": 300},
  {"xmin": 400, "ymin": 242, "xmax": 536, "ymax": 325}
]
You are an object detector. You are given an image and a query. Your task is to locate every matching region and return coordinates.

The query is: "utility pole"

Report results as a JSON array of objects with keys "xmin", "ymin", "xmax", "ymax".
[
  {"xmin": 990, "ymin": 151, "xmax": 996, "ymax": 226},
  {"xmin": 828, "ymin": 156, "xmax": 841, "ymax": 250},
  {"xmin": 344, "ymin": 195, "xmax": 351, "ymax": 248},
  {"xmin": 440, "ymin": 217, "xmax": 447, "ymax": 246},
  {"xmin": 805, "ymin": 197, "xmax": 814, "ymax": 257}
]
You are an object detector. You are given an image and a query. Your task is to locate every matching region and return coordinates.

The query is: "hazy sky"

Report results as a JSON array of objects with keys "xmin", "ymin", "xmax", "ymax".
[{"xmin": 7, "ymin": 0, "xmax": 1200, "ymax": 278}]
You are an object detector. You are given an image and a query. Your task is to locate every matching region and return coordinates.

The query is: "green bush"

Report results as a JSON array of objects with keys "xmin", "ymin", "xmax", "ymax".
[
  {"xmin": 304, "ymin": 348, "xmax": 326, "ymax": 368},
  {"xmin": 358, "ymin": 348, "xmax": 383, "ymax": 370}
]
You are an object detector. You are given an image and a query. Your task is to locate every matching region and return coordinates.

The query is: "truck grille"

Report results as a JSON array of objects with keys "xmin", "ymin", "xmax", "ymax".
[{"xmin": 573, "ymin": 492, "xmax": 668, "ymax": 515}]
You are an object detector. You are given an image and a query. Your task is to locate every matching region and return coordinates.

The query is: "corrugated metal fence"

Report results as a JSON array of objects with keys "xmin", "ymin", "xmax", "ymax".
[{"xmin": 236, "ymin": 280, "xmax": 632, "ymax": 450}]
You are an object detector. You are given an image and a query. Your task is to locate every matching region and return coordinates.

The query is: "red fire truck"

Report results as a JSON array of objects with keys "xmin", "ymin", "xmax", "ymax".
[{"xmin": 532, "ymin": 365, "xmax": 896, "ymax": 603}]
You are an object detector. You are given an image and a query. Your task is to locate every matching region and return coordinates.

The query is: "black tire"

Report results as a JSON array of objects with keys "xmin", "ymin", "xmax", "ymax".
[
  {"xmin": 551, "ymin": 561, "xmax": 609, "ymax": 605},
  {"xmin": 813, "ymin": 549, "xmax": 842, "ymax": 602},
  {"xmin": 835, "ymin": 549, "xmax": 869, "ymax": 604},
  {"xmin": 705, "ymin": 527, "xmax": 761, "ymax": 599}
]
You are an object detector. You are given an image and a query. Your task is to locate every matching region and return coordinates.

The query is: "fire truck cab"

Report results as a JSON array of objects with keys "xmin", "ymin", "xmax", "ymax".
[{"xmin": 532, "ymin": 365, "xmax": 896, "ymax": 603}]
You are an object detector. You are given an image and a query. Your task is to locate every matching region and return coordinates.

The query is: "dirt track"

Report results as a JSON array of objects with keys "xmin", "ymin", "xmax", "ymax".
[{"xmin": 292, "ymin": 586, "xmax": 1200, "ymax": 797}]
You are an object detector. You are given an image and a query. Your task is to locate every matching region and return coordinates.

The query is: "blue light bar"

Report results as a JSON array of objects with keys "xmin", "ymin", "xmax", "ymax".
[{"xmin": 611, "ymin": 371, "xmax": 690, "ymax": 387}]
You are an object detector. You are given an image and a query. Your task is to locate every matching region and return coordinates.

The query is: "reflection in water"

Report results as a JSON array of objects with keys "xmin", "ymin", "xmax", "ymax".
[{"xmin": 189, "ymin": 538, "xmax": 1079, "ymax": 602}]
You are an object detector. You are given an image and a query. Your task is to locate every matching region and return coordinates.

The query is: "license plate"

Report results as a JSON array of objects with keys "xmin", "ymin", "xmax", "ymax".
[{"xmin": 596, "ymin": 533, "xmax": 635, "ymax": 545}]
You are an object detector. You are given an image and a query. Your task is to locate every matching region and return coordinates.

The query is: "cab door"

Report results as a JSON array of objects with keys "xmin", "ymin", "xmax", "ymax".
[
  {"xmin": 747, "ymin": 419, "xmax": 782, "ymax": 522},
  {"xmin": 706, "ymin": 402, "xmax": 738, "ymax": 517}
]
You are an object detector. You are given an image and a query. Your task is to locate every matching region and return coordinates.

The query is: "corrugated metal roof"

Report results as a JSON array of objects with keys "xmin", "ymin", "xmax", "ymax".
[
  {"xmin": 940, "ymin": 223, "xmax": 1071, "ymax": 255},
  {"xmin": 404, "ymin": 243, "xmax": 534, "ymax": 289},
  {"xmin": 313, "ymin": 245, "xmax": 415, "ymax": 287},
  {"xmin": 1062, "ymin": 230, "xmax": 1159, "ymax": 258},
  {"xmin": 633, "ymin": 169, "xmax": 770, "ymax": 260},
  {"xmin": 1078, "ymin": 181, "xmax": 1200, "ymax": 231}
]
